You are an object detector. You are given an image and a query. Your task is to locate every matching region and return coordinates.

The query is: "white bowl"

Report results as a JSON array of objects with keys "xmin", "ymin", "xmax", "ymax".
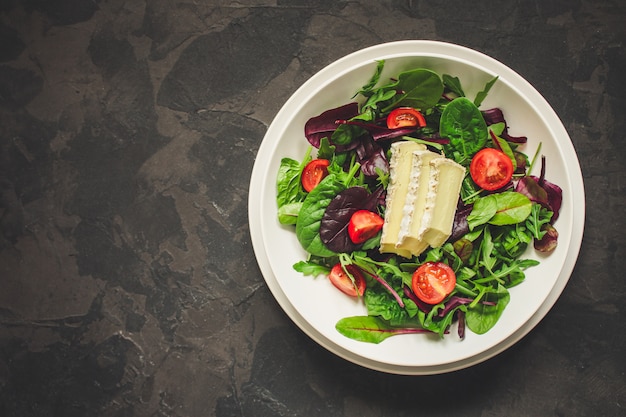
[{"xmin": 248, "ymin": 40, "xmax": 584, "ymax": 375}]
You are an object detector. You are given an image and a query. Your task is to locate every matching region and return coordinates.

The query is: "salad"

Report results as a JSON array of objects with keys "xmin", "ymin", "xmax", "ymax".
[{"xmin": 275, "ymin": 61, "xmax": 562, "ymax": 343}]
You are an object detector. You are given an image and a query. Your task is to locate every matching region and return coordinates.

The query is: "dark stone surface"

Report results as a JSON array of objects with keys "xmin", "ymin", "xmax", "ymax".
[{"xmin": 0, "ymin": 1, "xmax": 625, "ymax": 416}]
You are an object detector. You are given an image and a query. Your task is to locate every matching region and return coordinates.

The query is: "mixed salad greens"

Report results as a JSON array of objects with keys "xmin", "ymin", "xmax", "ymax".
[{"xmin": 275, "ymin": 61, "xmax": 562, "ymax": 343}]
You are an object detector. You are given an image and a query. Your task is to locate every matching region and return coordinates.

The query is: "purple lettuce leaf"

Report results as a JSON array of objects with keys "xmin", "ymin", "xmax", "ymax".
[
  {"xmin": 354, "ymin": 137, "xmax": 389, "ymax": 178},
  {"xmin": 515, "ymin": 156, "xmax": 563, "ymax": 222},
  {"xmin": 319, "ymin": 186, "xmax": 383, "ymax": 253},
  {"xmin": 304, "ymin": 102, "xmax": 360, "ymax": 148},
  {"xmin": 448, "ymin": 204, "xmax": 473, "ymax": 242},
  {"xmin": 457, "ymin": 310, "xmax": 466, "ymax": 339},
  {"xmin": 515, "ymin": 176, "xmax": 549, "ymax": 206},
  {"xmin": 437, "ymin": 296, "xmax": 495, "ymax": 318},
  {"xmin": 534, "ymin": 223, "xmax": 559, "ymax": 252},
  {"xmin": 482, "ymin": 107, "xmax": 527, "ymax": 144},
  {"xmin": 337, "ymin": 119, "xmax": 417, "ymax": 141}
]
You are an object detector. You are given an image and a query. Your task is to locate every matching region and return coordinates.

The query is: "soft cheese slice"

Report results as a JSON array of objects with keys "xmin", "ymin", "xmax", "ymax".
[
  {"xmin": 380, "ymin": 141, "xmax": 427, "ymax": 257},
  {"xmin": 420, "ymin": 157, "xmax": 466, "ymax": 249},
  {"xmin": 397, "ymin": 150, "xmax": 443, "ymax": 256}
]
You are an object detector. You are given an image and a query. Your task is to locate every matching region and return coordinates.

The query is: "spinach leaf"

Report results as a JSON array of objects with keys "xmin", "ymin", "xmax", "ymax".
[
  {"xmin": 440, "ymin": 97, "xmax": 488, "ymax": 159},
  {"xmin": 467, "ymin": 191, "xmax": 532, "ymax": 229},
  {"xmin": 295, "ymin": 174, "xmax": 345, "ymax": 257},
  {"xmin": 465, "ymin": 284, "xmax": 510, "ymax": 334},
  {"xmin": 277, "ymin": 202, "xmax": 302, "ymax": 225},
  {"xmin": 276, "ymin": 155, "xmax": 308, "ymax": 208},
  {"xmin": 381, "ymin": 68, "xmax": 444, "ymax": 113},
  {"xmin": 467, "ymin": 197, "xmax": 497, "ymax": 230}
]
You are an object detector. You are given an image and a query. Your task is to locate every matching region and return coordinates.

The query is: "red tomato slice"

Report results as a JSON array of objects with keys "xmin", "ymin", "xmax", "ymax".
[
  {"xmin": 411, "ymin": 262, "xmax": 456, "ymax": 305},
  {"xmin": 348, "ymin": 210, "xmax": 384, "ymax": 244},
  {"xmin": 469, "ymin": 148, "xmax": 514, "ymax": 191},
  {"xmin": 328, "ymin": 263, "xmax": 366, "ymax": 297},
  {"xmin": 301, "ymin": 159, "xmax": 330, "ymax": 192},
  {"xmin": 386, "ymin": 107, "xmax": 427, "ymax": 129}
]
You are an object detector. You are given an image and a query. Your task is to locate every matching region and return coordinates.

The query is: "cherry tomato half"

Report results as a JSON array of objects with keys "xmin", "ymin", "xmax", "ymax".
[
  {"xmin": 411, "ymin": 262, "xmax": 456, "ymax": 305},
  {"xmin": 386, "ymin": 107, "xmax": 427, "ymax": 129},
  {"xmin": 328, "ymin": 263, "xmax": 366, "ymax": 297},
  {"xmin": 301, "ymin": 159, "xmax": 330, "ymax": 192},
  {"xmin": 469, "ymin": 148, "xmax": 514, "ymax": 191},
  {"xmin": 348, "ymin": 210, "xmax": 384, "ymax": 244}
]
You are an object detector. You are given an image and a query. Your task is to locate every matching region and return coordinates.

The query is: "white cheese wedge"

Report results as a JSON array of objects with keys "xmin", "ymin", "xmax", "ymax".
[
  {"xmin": 420, "ymin": 157, "xmax": 465, "ymax": 249},
  {"xmin": 380, "ymin": 141, "xmax": 427, "ymax": 257},
  {"xmin": 397, "ymin": 150, "xmax": 443, "ymax": 256}
]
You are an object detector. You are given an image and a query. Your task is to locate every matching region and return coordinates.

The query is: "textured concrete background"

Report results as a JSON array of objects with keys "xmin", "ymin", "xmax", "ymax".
[{"xmin": 0, "ymin": 1, "xmax": 624, "ymax": 416}]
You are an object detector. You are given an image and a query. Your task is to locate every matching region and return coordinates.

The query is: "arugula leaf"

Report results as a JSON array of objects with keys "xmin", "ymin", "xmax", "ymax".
[
  {"xmin": 354, "ymin": 60, "xmax": 386, "ymax": 97},
  {"xmin": 316, "ymin": 137, "xmax": 336, "ymax": 161},
  {"xmin": 443, "ymin": 74, "xmax": 466, "ymax": 97},
  {"xmin": 326, "ymin": 153, "xmax": 364, "ymax": 188},
  {"xmin": 362, "ymin": 88, "xmax": 398, "ymax": 113},
  {"xmin": 293, "ymin": 260, "xmax": 331, "ymax": 276},
  {"xmin": 419, "ymin": 302, "xmax": 458, "ymax": 336},
  {"xmin": 526, "ymin": 203, "xmax": 553, "ymax": 240},
  {"xmin": 365, "ymin": 288, "xmax": 412, "ymax": 323},
  {"xmin": 474, "ymin": 75, "xmax": 498, "ymax": 107},
  {"xmin": 499, "ymin": 224, "xmax": 531, "ymax": 258},
  {"xmin": 479, "ymin": 226, "xmax": 498, "ymax": 273}
]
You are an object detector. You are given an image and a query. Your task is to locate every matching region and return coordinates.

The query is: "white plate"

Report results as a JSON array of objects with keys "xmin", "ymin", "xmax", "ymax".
[{"xmin": 248, "ymin": 41, "xmax": 585, "ymax": 374}]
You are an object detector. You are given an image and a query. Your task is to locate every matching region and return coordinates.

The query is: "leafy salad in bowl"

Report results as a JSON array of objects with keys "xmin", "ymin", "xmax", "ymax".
[{"xmin": 275, "ymin": 60, "xmax": 563, "ymax": 344}]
